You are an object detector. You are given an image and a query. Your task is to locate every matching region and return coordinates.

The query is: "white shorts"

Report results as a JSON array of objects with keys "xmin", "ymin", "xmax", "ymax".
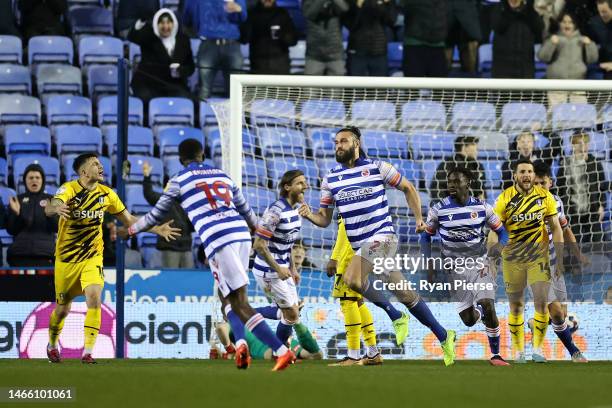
[
  {"xmin": 355, "ymin": 233, "xmax": 398, "ymax": 271},
  {"xmin": 548, "ymin": 264, "xmax": 568, "ymax": 303},
  {"xmin": 209, "ymin": 241, "xmax": 251, "ymax": 297},
  {"xmin": 446, "ymin": 257, "xmax": 496, "ymax": 313},
  {"xmin": 254, "ymin": 274, "xmax": 299, "ymax": 308}
]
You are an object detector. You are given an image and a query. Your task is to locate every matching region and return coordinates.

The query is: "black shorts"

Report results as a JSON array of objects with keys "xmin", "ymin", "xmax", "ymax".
[{"xmin": 446, "ymin": 0, "xmax": 482, "ymax": 45}]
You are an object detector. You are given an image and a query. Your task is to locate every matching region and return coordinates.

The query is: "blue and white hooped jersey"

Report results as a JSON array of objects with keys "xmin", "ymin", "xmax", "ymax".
[
  {"xmin": 253, "ymin": 198, "xmax": 301, "ymax": 278},
  {"xmin": 320, "ymin": 157, "xmax": 403, "ymax": 251},
  {"xmin": 549, "ymin": 194, "xmax": 569, "ymax": 265},
  {"xmin": 129, "ymin": 161, "xmax": 257, "ymax": 259},
  {"xmin": 425, "ymin": 196, "xmax": 503, "ymax": 258}
]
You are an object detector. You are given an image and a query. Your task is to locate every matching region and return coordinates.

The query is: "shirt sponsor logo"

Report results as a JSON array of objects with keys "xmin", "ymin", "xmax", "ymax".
[
  {"xmin": 337, "ymin": 186, "xmax": 374, "ymax": 202},
  {"xmin": 511, "ymin": 212, "xmax": 543, "ymax": 222},
  {"xmin": 73, "ymin": 210, "xmax": 104, "ymax": 219}
]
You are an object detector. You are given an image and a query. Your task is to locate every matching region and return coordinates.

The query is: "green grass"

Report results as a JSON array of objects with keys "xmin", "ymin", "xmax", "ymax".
[{"xmin": 0, "ymin": 359, "xmax": 611, "ymax": 408}]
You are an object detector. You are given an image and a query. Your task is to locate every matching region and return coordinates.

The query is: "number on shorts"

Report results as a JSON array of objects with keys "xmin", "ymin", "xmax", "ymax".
[
  {"xmin": 334, "ymin": 273, "xmax": 342, "ymax": 289},
  {"xmin": 196, "ymin": 181, "xmax": 231, "ymax": 210},
  {"xmin": 97, "ymin": 266, "xmax": 104, "ymax": 279}
]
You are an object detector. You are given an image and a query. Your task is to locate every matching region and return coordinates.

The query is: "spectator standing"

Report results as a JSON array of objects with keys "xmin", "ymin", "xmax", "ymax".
[
  {"xmin": 534, "ymin": 0, "xmax": 564, "ymax": 36},
  {"xmin": 538, "ymin": 12, "xmax": 598, "ymax": 108},
  {"xmin": 302, "ymin": 0, "xmax": 349, "ymax": 75},
  {"xmin": 343, "ymin": 0, "xmax": 397, "ymax": 76},
  {"xmin": 491, "ymin": 0, "xmax": 543, "ymax": 78},
  {"xmin": 479, "ymin": 0, "xmax": 501, "ymax": 43},
  {"xmin": 556, "ymin": 131, "xmax": 606, "ymax": 244},
  {"xmin": 6, "ymin": 164, "xmax": 57, "ymax": 267},
  {"xmin": 143, "ymin": 162, "xmax": 194, "ymax": 268},
  {"xmin": 116, "ymin": 0, "xmax": 160, "ymax": 39},
  {"xmin": 241, "ymin": 0, "xmax": 298, "ymax": 75},
  {"xmin": 430, "ymin": 136, "xmax": 486, "ymax": 201},
  {"xmin": 183, "ymin": 0, "xmax": 246, "ymax": 99},
  {"xmin": 128, "ymin": 8, "xmax": 195, "ymax": 105},
  {"xmin": 18, "ymin": 0, "xmax": 67, "ymax": 41},
  {"xmin": 401, "ymin": 0, "xmax": 448, "ymax": 77},
  {"xmin": 588, "ymin": 0, "xmax": 612, "ymax": 79},
  {"xmin": 501, "ymin": 131, "xmax": 548, "ymax": 189},
  {"xmin": 445, "ymin": 0, "xmax": 482, "ymax": 75}
]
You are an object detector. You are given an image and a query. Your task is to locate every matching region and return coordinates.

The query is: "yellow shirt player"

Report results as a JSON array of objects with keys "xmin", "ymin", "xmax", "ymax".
[
  {"xmin": 44, "ymin": 153, "xmax": 180, "ymax": 364},
  {"xmin": 490, "ymin": 158, "xmax": 564, "ymax": 363},
  {"xmin": 325, "ymin": 217, "xmax": 409, "ymax": 366}
]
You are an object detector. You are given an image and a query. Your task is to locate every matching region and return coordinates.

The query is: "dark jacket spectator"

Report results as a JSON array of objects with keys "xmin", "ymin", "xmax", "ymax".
[
  {"xmin": 143, "ymin": 165, "xmax": 193, "ymax": 268},
  {"xmin": 128, "ymin": 8, "xmax": 195, "ymax": 105},
  {"xmin": 588, "ymin": 0, "xmax": 612, "ymax": 79},
  {"xmin": 0, "ymin": 0, "xmax": 21, "ymax": 37},
  {"xmin": 401, "ymin": 0, "xmax": 448, "ymax": 77},
  {"xmin": 6, "ymin": 164, "xmax": 57, "ymax": 267},
  {"xmin": 501, "ymin": 131, "xmax": 550, "ymax": 190},
  {"xmin": 343, "ymin": 0, "xmax": 397, "ymax": 76},
  {"xmin": 302, "ymin": 0, "xmax": 349, "ymax": 75},
  {"xmin": 116, "ymin": 0, "xmax": 160, "ymax": 38},
  {"xmin": 19, "ymin": 0, "xmax": 67, "ymax": 40},
  {"xmin": 241, "ymin": 0, "xmax": 298, "ymax": 75},
  {"xmin": 556, "ymin": 132, "xmax": 606, "ymax": 244},
  {"xmin": 430, "ymin": 136, "xmax": 486, "ymax": 201},
  {"xmin": 491, "ymin": 0, "xmax": 543, "ymax": 78}
]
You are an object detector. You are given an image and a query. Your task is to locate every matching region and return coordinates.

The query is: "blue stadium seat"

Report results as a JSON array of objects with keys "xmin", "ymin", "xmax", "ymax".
[
  {"xmin": 475, "ymin": 131, "xmax": 509, "ymax": 160},
  {"xmin": 308, "ymin": 127, "xmax": 337, "ymax": 158},
  {"xmin": 160, "ymin": 0, "xmax": 180, "ymax": 12},
  {"xmin": 242, "ymin": 186, "xmax": 276, "ymax": 214},
  {"xmin": 552, "ymin": 103, "xmax": 596, "ymax": 131},
  {"xmin": 303, "ymin": 188, "xmax": 320, "ymax": 209},
  {"xmin": 501, "ymin": 102, "xmax": 547, "ymax": 132},
  {"xmin": 300, "ymin": 221, "xmax": 336, "ymax": 247},
  {"xmin": 486, "ymin": 189, "xmax": 502, "ymax": 207},
  {"xmin": 451, "ymin": 102, "xmax": 496, "ymax": 132},
  {"xmin": 386, "ymin": 188, "xmax": 406, "ymax": 215},
  {"xmin": 300, "ymin": 99, "xmax": 345, "ymax": 126},
  {"xmin": 478, "ymin": 44, "xmax": 492, "ymax": 76},
  {"xmin": 148, "ymin": 97, "xmax": 194, "ymax": 128},
  {"xmin": 126, "ymin": 184, "xmax": 153, "ymax": 215},
  {"xmin": 62, "ymin": 154, "xmax": 111, "ymax": 183},
  {"xmin": 401, "ymin": 101, "xmax": 446, "ymax": 131},
  {"xmin": 0, "ymin": 186, "xmax": 16, "ymax": 205},
  {"xmin": 387, "ymin": 158, "xmax": 421, "ymax": 185},
  {"xmin": 200, "ymin": 99, "xmax": 222, "ymax": 127},
  {"xmin": 387, "ymin": 42, "xmax": 403, "ymax": 73},
  {"xmin": 69, "ymin": 6, "xmax": 114, "ymax": 37},
  {"xmin": 97, "ymin": 95, "xmax": 144, "ymax": 127},
  {"xmin": 14, "ymin": 156, "xmax": 60, "ymax": 190},
  {"xmin": 482, "ymin": 160, "xmax": 503, "ymax": 189},
  {"xmin": 0, "ymin": 35, "xmax": 22, "ymax": 64},
  {"xmin": 258, "ymin": 127, "xmax": 306, "ymax": 156},
  {"xmin": 68, "ymin": 0, "xmax": 105, "ymax": 7},
  {"xmin": 267, "ymin": 157, "xmax": 319, "ymax": 189},
  {"xmin": 421, "ymin": 159, "xmax": 440, "ymax": 191},
  {"xmin": 0, "ymin": 158, "xmax": 7, "ymax": 185},
  {"xmin": 207, "ymin": 128, "xmax": 255, "ymax": 156},
  {"xmin": 128, "ymin": 155, "xmax": 164, "ymax": 184},
  {"xmin": 361, "ymin": 129, "xmax": 409, "ymax": 158},
  {"xmin": 289, "ymin": 40, "xmax": 305, "ymax": 74},
  {"xmin": 104, "ymin": 125, "xmax": 154, "ymax": 156},
  {"xmin": 34, "ymin": 64, "xmax": 82, "ymax": 95},
  {"xmin": 55, "ymin": 125, "xmax": 103, "ymax": 157},
  {"xmin": 602, "ymin": 104, "xmax": 612, "ymax": 130},
  {"xmin": 243, "ymin": 156, "xmax": 267, "ymax": 187},
  {"xmin": 251, "ymin": 99, "xmax": 295, "ymax": 126},
  {"xmin": 351, "ymin": 101, "xmax": 396, "ymax": 128},
  {"xmin": 46, "ymin": 95, "xmax": 92, "ymax": 126},
  {"xmin": 158, "ymin": 127, "xmax": 204, "ymax": 156},
  {"xmin": 0, "ymin": 64, "xmax": 31, "ymax": 94},
  {"xmin": 87, "ymin": 65, "xmax": 118, "ymax": 100},
  {"xmin": 560, "ymin": 130, "xmax": 608, "ymax": 159},
  {"xmin": 5, "ymin": 125, "xmax": 51, "ymax": 158},
  {"xmin": 28, "ymin": 36, "xmax": 73, "ymax": 65},
  {"xmin": 0, "ymin": 95, "xmax": 41, "ymax": 124},
  {"xmin": 410, "ymin": 131, "xmax": 456, "ymax": 159},
  {"xmin": 79, "ymin": 36, "xmax": 123, "ymax": 67},
  {"xmin": 164, "ymin": 156, "xmax": 184, "ymax": 178}
]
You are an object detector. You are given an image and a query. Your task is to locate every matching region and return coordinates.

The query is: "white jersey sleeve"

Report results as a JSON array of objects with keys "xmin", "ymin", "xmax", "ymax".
[
  {"xmin": 425, "ymin": 203, "xmax": 439, "ymax": 235},
  {"xmin": 320, "ymin": 174, "xmax": 334, "ymax": 209},
  {"xmin": 376, "ymin": 160, "xmax": 403, "ymax": 189},
  {"xmin": 484, "ymin": 202, "xmax": 503, "ymax": 231}
]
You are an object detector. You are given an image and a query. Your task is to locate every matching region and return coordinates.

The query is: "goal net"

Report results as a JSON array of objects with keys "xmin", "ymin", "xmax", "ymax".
[{"xmin": 211, "ymin": 76, "xmax": 611, "ymax": 360}]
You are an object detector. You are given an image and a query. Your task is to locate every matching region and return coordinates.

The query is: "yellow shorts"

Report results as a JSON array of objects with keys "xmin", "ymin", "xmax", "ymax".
[
  {"xmin": 332, "ymin": 268, "xmax": 362, "ymax": 299},
  {"xmin": 502, "ymin": 257, "xmax": 551, "ymax": 294},
  {"xmin": 54, "ymin": 256, "xmax": 104, "ymax": 304}
]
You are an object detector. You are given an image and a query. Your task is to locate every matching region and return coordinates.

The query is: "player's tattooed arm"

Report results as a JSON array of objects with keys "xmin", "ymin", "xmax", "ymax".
[
  {"xmin": 253, "ymin": 236, "xmax": 291, "ymax": 280},
  {"xmin": 44, "ymin": 198, "xmax": 70, "ymax": 219},
  {"xmin": 298, "ymin": 205, "xmax": 333, "ymax": 227},
  {"xmin": 546, "ymin": 214, "xmax": 565, "ymax": 276},
  {"xmin": 396, "ymin": 177, "xmax": 426, "ymax": 232}
]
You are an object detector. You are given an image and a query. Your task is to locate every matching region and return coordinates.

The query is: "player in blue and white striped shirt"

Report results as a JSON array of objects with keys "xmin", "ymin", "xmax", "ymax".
[
  {"xmin": 127, "ymin": 139, "xmax": 295, "ymax": 371},
  {"xmin": 299, "ymin": 126, "xmax": 457, "ymax": 366},
  {"xmin": 252, "ymin": 170, "xmax": 308, "ymax": 346},
  {"xmin": 420, "ymin": 166, "xmax": 511, "ymax": 366}
]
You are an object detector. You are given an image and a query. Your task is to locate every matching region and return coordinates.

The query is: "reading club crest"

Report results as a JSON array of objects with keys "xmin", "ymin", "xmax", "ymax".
[
  {"xmin": 362, "ymin": 169, "xmax": 370, "ymax": 177},
  {"xmin": 471, "ymin": 211, "xmax": 478, "ymax": 219}
]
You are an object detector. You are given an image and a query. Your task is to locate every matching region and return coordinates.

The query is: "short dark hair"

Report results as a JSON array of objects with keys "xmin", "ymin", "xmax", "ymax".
[
  {"xmin": 454, "ymin": 136, "xmax": 479, "ymax": 153},
  {"xmin": 72, "ymin": 152, "xmax": 98, "ymax": 175},
  {"xmin": 448, "ymin": 166, "xmax": 473, "ymax": 181},
  {"xmin": 278, "ymin": 169, "xmax": 304, "ymax": 197},
  {"xmin": 512, "ymin": 157, "xmax": 534, "ymax": 172},
  {"xmin": 178, "ymin": 139, "xmax": 204, "ymax": 163},
  {"xmin": 533, "ymin": 161, "xmax": 551, "ymax": 178}
]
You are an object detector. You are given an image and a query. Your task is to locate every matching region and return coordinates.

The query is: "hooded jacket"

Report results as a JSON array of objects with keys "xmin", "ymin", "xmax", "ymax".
[
  {"xmin": 538, "ymin": 29, "xmax": 598, "ymax": 79},
  {"xmin": 6, "ymin": 164, "xmax": 58, "ymax": 262}
]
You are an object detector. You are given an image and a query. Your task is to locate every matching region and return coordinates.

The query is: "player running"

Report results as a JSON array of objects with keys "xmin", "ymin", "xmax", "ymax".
[
  {"xmin": 299, "ymin": 126, "xmax": 456, "ymax": 366},
  {"xmin": 489, "ymin": 158, "xmax": 564, "ymax": 363},
  {"xmin": 44, "ymin": 153, "xmax": 180, "ymax": 364},
  {"xmin": 420, "ymin": 167, "xmax": 510, "ymax": 366},
  {"xmin": 126, "ymin": 139, "xmax": 296, "ymax": 371}
]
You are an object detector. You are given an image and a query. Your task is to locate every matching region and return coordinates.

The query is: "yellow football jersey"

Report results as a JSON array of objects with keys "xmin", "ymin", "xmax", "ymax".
[
  {"xmin": 53, "ymin": 180, "xmax": 126, "ymax": 263},
  {"xmin": 494, "ymin": 185, "xmax": 557, "ymax": 262}
]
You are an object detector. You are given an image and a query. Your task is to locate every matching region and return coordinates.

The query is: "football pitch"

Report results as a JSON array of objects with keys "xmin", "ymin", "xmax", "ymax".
[{"xmin": 0, "ymin": 360, "xmax": 611, "ymax": 408}]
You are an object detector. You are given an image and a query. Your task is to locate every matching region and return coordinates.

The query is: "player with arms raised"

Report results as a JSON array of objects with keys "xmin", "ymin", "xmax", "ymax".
[
  {"xmin": 299, "ymin": 126, "xmax": 456, "ymax": 366},
  {"xmin": 421, "ymin": 167, "xmax": 510, "ymax": 366},
  {"xmin": 44, "ymin": 153, "xmax": 180, "ymax": 364},
  {"xmin": 125, "ymin": 139, "xmax": 296, "ymax": 371}
]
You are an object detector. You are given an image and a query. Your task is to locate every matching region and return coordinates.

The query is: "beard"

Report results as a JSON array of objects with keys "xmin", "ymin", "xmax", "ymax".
[{"xmin": 335, "ymin": 147, "xmax": 355, "ymax": 164}]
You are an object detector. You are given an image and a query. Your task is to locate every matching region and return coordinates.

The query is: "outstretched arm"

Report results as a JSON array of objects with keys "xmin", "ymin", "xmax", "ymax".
[{"xmin": 117, "ymin": 209, "xmax": 180, "ymax": 242}]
